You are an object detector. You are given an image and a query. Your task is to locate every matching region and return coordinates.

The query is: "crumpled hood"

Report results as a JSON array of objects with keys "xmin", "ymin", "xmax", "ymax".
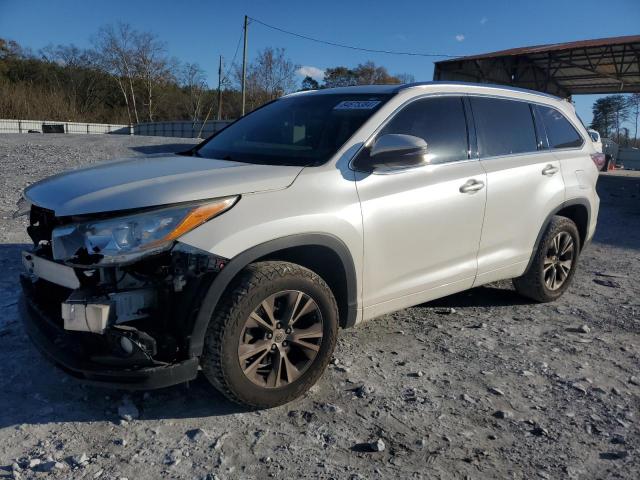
[{"xmin": 24, "ymin": 154, "xmax": 303, "ymax": 216}]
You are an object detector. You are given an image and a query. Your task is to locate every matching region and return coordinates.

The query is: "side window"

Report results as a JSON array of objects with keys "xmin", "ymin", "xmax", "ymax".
[
  {"xmin": 379, "ymin": 96, "xmax": 469, "ymax": 164},
  {"xmin": 537, "ymin": 105, "xmax": 584, "ymax": 149},
  {"xmin": 471, "ymin": 97, "xmax": 538, "ymax": 157}
]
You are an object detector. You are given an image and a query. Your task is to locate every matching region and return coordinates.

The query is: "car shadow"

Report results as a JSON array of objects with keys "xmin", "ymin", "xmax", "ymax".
[
  {"xmin": 419, "ymin": 283, "xmax": 532, "ymax": 309},
  {"xmin": 128, "ymin": 142, "xmax": 198, "ymax": 155}
]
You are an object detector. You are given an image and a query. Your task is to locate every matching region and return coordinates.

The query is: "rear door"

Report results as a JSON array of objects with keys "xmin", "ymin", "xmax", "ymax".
[
  {"xmin": 470, "ymin": 96, "xmax": 565, "ymax": 285},
  {"xmin": 535, "ymin": 104, "xmax": 594, "ymax": 204},
  {"xmin": 356, "ymin": 95, "xmax": 487, "ymax": 319}
]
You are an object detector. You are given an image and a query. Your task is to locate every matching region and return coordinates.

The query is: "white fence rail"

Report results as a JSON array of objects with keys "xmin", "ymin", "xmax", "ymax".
[
  {"xmin": 133, "ymin": 120, "xmax": 232, "ymax": 138},
  {"xmin": 0, "ymin": 119, "xmax": 233, "ymax": 138},
  {"xmin": 0, "ymin": 119, "xmax": 131, "ymax": 135}
]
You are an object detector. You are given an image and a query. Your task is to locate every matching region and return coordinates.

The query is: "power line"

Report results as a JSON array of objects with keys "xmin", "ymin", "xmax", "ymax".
[
  {"xmin": 199, "ymin": 22, "xmax": 245, "ymax": 136},
  {"xmin": 247, "ymin": 16, "xmax": 456, "ymax": 58},
  {"xmin": 222, "ymin": 24, "xmax": 244, "ymax": 84}
]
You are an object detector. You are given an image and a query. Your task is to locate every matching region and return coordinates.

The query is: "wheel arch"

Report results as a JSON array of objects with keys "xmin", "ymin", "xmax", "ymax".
[
  {"xmin": 188, "ymin": 234, "xmax": 358, "ymax": 357},
  {"xmin": 525, "ymin": 198, "xmax": 591, "ymax": 272}
]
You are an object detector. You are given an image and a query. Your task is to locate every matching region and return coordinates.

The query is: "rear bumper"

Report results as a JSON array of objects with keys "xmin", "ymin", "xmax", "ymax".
[{"xmin": 19, "ymin": 281, "xmax": 199, "ymax": 390}]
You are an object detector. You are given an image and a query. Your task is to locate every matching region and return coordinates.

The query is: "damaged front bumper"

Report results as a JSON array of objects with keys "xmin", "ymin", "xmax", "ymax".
[
  {"xmin": 19, "ymin": 242, "xmax": 227, "ymax": 390},
  {"xmin": 20, "ymin": 284, "xmax": 199, "ymax": 389}
]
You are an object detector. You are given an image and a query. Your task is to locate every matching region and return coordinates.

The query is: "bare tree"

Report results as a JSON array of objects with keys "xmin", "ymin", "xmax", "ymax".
[
  {"xmin": 39, "ymin": 44, "xmax": 104, "ymax": 118},
  {"xmin": 134, "ymin": 32, "xmax": 176, "ymax": 122},
  {"xmin": 181, "ymin": 62, "xmax": 208, "ymax": 122},
  {"xmin": 237, "ymin": 47, "xmax": 299, "ymax": 110},
  {"xmin": 396, "ymin": 73, "xmax": 416, "ymax": 84},
  {"xmin": 629, "ymin": 93, "xmax": 640, "ymax": 147},
  {"xmin": 93, "ymin": 23, "xmax": 141, "ymax": 124}
]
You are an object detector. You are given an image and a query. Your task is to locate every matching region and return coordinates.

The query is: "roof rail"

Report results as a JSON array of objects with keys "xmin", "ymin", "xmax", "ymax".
[{"xmin": 394, "ymin": 81, "xmax": 562, "ymax": 100}]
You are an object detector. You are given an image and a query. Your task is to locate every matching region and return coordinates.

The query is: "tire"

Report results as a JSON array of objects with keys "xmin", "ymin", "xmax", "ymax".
[
  {"xmin": 200, "ymin": 261, "xmax": 338, "ymax": 408},
  {"xmin": 513, "ymin": 216, "xmax": 581, "ymax": 303}
]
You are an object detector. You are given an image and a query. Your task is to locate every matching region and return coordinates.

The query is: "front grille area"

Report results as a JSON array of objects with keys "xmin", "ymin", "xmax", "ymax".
[
  {"xmin": 25, "ymin": 277, "xmax": 73, "ymax": 329},
  {"xmin": 20, "ymin": 275, "xmax": 107, "ymax": 361}
]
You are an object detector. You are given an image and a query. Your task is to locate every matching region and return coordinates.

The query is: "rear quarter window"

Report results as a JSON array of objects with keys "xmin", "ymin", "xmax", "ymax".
[{"xmin": 537, "ymin": 105, "xmax": 584, "ymax": 149}]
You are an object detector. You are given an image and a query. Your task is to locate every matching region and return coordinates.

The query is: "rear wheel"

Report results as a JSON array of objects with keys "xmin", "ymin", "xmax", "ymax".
[
  {"xmin": 200, "ymin": 261, "xmax": 338, "ymax": 408},
  {"xmin": 513, "ymin": 216, "xmax": 580, "ymax": 302}
]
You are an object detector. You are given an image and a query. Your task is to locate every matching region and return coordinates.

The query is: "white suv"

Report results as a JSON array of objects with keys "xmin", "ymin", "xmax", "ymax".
[{"xmin": 17, "ymin": 82, "xmax": 600, "ymax": 407}]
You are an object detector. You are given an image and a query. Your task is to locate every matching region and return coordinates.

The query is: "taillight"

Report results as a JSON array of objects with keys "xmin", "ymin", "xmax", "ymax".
[{"xmin": 591, "ymin": 153, "xmax": 605, "ymax": 169}]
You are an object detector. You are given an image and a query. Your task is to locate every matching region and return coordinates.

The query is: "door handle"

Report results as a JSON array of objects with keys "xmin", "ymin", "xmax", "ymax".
[
  {"xmin": 459, "ymin": 179, "xmax": 485, "ymax": 193},
  {"xmin": 542, "ymin": 164, "xmax": 559, "ymax": 176}
]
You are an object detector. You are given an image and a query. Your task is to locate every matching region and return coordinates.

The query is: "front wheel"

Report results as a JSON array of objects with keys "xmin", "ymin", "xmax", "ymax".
[
  {"xmin": 513, "ymin": 216, "xmax": 580, "ymax": 302},
  {"xmin": 200, "ymin": 261, "xmax": 338, "ymax": 408}
]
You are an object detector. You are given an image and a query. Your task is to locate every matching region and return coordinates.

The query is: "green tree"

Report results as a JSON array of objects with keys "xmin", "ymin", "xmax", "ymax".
[
  {"xmin": 323, "ymin": 61, "xmax": 407, "ymax": 88},
  {"xmin": 323, "ymin": 66, "xmax": 358, "ymax": 88},
  {"xmin": 300, "ymin": 75, "xmax": 319, "ymax": 91},
  {"xmin": 352, "ymin": 61, "xmax": 401, "ymax": 85},
  {"xmin": 591, "ymin": 95, "xmax": 630, "ymax": 143}
]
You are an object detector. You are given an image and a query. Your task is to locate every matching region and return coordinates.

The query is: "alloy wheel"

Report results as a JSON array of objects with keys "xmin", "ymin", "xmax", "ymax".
[
  {"xmin": 238, "ymin": 290, "xmax": 323, "ymax": 388},
  {"xmin": 544, "ymin": 231, "xmax": 575, "ymax": 290}
]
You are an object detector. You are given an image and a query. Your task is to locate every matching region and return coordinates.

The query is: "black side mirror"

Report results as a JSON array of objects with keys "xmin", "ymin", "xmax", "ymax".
[{"xmin": 354, "ymin": 134, "xmax": 429, "ymax": 171}]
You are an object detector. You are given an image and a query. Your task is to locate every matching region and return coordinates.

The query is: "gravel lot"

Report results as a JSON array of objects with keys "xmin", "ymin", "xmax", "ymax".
[{"xmin": 0, "ymin": 133, "xmax": 638, "ymax": 480}]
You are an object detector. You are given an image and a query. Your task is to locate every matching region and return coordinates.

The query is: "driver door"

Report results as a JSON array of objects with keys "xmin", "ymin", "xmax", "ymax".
[{"xmin": 355, "ymin": 96, "xmax": 487, "ymax": 320}]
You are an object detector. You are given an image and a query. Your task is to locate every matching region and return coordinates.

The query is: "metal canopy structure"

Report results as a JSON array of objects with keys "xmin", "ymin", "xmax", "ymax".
[{"xmin": 433, "ymin": 35, "xmax": 640, "ymax": 97}]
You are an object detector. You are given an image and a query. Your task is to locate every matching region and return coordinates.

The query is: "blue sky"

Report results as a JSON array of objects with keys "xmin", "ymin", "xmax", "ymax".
[{"xmin": 1, "ymin": 0, "xmax": 639, "ymax": 124}]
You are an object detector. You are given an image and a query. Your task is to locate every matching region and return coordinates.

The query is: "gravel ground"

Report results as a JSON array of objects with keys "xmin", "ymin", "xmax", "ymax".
[{"xmin": 0, "ymin": 133, "xmax": 638, "ymax": 480}]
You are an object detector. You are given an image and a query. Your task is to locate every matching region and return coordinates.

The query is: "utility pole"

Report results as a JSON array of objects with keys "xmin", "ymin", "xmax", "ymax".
[
  {"xmin": 217, "ymin": 55, "xmax": 223, "ymax": 121},
  {"xmin": 241, "ymin": 14, "xmax": 248, "ymax": 116}
]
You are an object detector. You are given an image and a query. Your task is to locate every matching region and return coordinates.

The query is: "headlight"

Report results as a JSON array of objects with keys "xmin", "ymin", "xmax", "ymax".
[{"xmin": 51, "ymin": 196, "xmax": 238, "ymax": 264}]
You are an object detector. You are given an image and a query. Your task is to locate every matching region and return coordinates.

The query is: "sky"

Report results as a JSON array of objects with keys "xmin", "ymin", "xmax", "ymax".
[{"xmin": 1, "ymin": 0, "xmax": 639, "ymax": 124}]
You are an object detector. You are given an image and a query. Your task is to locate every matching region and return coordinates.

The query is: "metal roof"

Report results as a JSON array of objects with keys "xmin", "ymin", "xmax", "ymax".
[{"xmin": 433, "ymin": 35, "xmax": 640, "ymax": 97}]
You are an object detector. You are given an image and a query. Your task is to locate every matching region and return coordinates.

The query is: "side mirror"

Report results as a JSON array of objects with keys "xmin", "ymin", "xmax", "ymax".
[{"xmin": 357, "ymin": 134, "xmax": 429, "ymax": 171}]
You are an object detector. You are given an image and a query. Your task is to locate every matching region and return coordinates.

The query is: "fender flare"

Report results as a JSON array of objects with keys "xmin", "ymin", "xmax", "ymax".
[
  {"xmin": 188, "ymin": 233, "xmax": 358, "ymax": 357},
  {"xmin": 524, "ymin": 198, "xmax": 591, "ymax": 272}
]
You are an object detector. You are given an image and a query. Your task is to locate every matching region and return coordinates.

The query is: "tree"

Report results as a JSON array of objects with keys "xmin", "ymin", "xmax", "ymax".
[
  {"xmin": 39, "ymin": 44, "xmax": 107, "ymax": 118},
  {"xmin": 134, "ymin": 32, "xmax": 176, "ymax": 122},
  {"xmin": 352, "ymin": 61, "xmax": 401, "ymax": 85},
  {"xmin": 180, "ymin": 62, "xmax": 208, "ymax": 122},
  {"xmin": 322, "ymin": 61, "xmax": 405, "ymax": 88},
  {"xmin": 396, "ymin": 73, "xmax": 416, "ymax": 84},
  {"xmin": 591, "ymin": 95, "xmax": 630, "ymax": 143},
  {"xmin": 0, "ymin": 38, "xmax": 25, "ymax": 59},
  {"xmin": 628, "ymin": 93, "xmax": 640, "ymax": 147},
  {"xmin": 93, "ymin": 23, "xmax": 142, "ymax": 124},
  {"xmin": 610, "ymin": 94, "xmax": 630, "ymax": 143},
  {"xmin": 238, "ymin": 47, "xmax": 299, "ymax": 111},
  {"xmin": 300, "ymin": 75, "xmax": 319, "ymax": 91},
  {"xmin": 323, "ymin": 66, "xmax": 358, "ymax": 88}
]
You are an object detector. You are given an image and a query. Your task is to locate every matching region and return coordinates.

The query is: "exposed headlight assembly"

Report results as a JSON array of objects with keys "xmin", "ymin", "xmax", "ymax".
[{"xmin": 51, "ymin": 196, "xmax": 238, "ymax": 265}]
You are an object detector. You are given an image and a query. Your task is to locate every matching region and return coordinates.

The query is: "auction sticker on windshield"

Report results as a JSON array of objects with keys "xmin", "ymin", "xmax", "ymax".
[{"xmin": 334, "ymin": 100, "xmax": 381, "ymax": 110}]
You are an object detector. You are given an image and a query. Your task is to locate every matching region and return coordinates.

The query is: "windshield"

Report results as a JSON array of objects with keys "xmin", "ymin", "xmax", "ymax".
[{"xmin": 195, "ymin": 93, "xmax": 391, "ymax": 166}]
